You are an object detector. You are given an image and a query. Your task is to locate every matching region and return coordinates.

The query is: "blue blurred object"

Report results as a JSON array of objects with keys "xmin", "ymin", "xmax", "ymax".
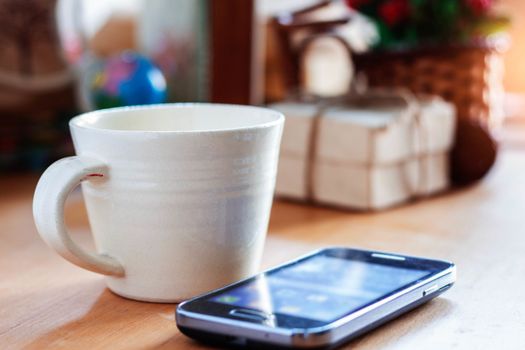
[{"xmin": 89, "ymin": 51, "xmax": 167, "ymax": 109}]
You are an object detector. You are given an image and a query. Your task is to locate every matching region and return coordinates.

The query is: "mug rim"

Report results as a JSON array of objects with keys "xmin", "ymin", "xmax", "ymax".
[{"xmin": 70, "ymin": 103, "xmax": 284, "ymax": 134}]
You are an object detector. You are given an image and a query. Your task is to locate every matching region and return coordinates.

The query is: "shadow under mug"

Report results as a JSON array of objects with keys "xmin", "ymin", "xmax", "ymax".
[{"xmin": 33, "ymin": 103, "xmax": 284, "ymax": 302}]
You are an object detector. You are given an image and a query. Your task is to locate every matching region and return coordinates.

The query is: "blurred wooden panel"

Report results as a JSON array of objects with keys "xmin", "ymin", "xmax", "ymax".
[{"xmin": 210, "ymin": 0, "xmax": 254, "ymax": 104}]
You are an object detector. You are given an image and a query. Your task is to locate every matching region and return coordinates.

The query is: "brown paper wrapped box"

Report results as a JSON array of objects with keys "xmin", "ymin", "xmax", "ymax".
[{"xmin": 270, "ymin": 91, "xmax": 456, "ymax": 210}]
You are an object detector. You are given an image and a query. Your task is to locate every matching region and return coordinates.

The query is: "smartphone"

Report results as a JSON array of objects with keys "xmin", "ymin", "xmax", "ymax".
[{"xmin": 176, "ymin": 247, "xmax": 455, "ymax": 349}]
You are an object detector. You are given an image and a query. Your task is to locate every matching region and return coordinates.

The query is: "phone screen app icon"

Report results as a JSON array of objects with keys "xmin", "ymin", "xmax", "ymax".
[{"xmin": 215, "ymin": 295, "xmax": 239, "ymax": 304}]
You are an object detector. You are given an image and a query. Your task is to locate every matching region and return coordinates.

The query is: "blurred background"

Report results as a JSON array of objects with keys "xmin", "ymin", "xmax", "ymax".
[{"xmin": 0, "ymin": 0, "xmax": 522, "ymax": 181}]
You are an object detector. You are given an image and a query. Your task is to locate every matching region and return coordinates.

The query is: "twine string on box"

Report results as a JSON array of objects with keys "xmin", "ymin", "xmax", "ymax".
[{"xmin": 301, "ymin": 87, "xmax": 427, "ymax": 209}]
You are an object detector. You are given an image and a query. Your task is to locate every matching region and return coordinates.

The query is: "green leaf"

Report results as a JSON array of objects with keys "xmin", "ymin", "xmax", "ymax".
[{"xmin": 373, "ymin": 19, "xmax": 395, "ymax": 49}]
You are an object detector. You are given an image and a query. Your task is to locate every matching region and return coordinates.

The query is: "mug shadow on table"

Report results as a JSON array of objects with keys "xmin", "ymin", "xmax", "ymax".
[{"xmin": 24, "ymin": 284, "xmax": 176, "ymax": 349}]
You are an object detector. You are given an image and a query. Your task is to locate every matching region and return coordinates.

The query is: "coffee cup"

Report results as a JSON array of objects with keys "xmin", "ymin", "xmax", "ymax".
[{"xmin": 33, "ymin": 103, "xmax": 284, "ymax": 302}]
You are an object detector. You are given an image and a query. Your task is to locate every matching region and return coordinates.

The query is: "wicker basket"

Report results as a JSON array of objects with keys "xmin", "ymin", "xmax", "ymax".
[{"xmin": 353, "ymin": 43, "xmax": 506, "ymax": 129}]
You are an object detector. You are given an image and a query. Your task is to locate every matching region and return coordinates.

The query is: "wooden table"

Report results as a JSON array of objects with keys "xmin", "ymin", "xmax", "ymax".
[{"xmin": 2, "ymin": 149, "xmax": 525, "ymax": 349}]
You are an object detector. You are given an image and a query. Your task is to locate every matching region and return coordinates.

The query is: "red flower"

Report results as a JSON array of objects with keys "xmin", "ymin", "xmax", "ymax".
[
  {"xmin": 465, "ymin": 0, "xmax": 492, "ymax": 15},
  {"xmin": 344, "ymin": 0, "xmax": 371, "ymax": 10},
  {"xmin": 379, "ymin": 0, "xmax": 410, "ymax": 26}
]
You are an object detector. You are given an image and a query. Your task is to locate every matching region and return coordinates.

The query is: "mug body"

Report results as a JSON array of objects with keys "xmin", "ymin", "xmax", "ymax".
[{"xmin": 70, "ymin": 104, "xmax": 284, "ymax": 302}]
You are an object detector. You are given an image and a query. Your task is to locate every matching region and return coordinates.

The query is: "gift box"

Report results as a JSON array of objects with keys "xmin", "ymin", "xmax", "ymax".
[{"xmin": 271, "ymin": 91, "xmax": 456, "ymax": 210}]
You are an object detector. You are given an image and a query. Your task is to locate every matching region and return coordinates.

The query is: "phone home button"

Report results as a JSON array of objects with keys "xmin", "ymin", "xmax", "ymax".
[{"xmin": 229, "ymin": 308, "xmax": 272, "ymax": 321}]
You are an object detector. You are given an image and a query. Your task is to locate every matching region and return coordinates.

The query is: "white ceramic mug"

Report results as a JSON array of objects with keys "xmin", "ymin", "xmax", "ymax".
[{"xmin": 33, "ymin": 104, "xmax": 284, "ymax": 302}]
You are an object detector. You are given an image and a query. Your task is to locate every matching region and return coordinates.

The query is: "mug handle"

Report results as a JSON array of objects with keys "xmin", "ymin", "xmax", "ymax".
[{"xmin": 33, "ymin": 156, "xmax": 125, "ymax": 277}]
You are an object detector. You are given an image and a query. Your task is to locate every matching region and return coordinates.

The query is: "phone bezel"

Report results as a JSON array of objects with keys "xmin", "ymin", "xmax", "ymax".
[{"xmin": 177, "ymin": 247, "xmax": 454, "ymax": 330}]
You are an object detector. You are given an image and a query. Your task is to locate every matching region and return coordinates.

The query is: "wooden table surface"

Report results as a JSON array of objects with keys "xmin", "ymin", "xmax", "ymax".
[{"xmin": 1, "ymin": 149, "xmax": 525, "ymax": 349}]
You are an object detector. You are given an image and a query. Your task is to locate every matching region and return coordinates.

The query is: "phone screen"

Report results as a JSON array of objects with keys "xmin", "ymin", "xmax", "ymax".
[{"xmin": 209, "ymin": 254, "xmax": 432, "ymax": 322}]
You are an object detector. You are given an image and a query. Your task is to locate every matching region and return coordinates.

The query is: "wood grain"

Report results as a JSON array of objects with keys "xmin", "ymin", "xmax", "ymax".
[{"xmin": 1, "ymin": 149, "xmax": 525, "ymax": 349}]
